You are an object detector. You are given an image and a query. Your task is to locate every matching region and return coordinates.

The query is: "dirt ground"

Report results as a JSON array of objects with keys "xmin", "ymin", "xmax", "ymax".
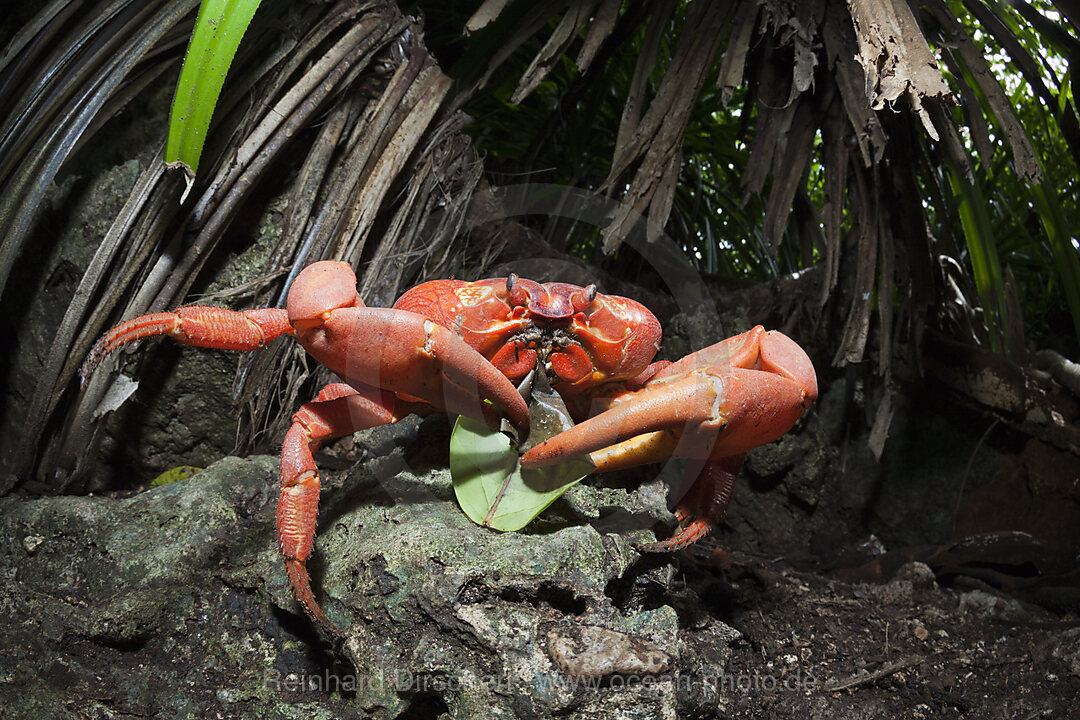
[{"xmin": 697, "ymin": 550, "xmax": 1080, "ymax": 718}]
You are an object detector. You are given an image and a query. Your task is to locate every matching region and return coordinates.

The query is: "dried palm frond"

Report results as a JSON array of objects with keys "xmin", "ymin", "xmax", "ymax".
[
  {"xmin": 465, "ymin": 1, "xmax": 1075, "ymax": 331},
  {"xmin": 432, "ymin": 0, "xmax": 1078, "ymax": 457},
  {"xmin": 0, "ymin": 1, "xmax": 486, "ymax": 491}
]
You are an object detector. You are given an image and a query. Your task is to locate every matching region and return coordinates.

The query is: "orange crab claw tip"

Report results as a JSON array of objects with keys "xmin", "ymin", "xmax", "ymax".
[
  {"xmin": 760, "ymin": 330, "xmax": 817, "ymax": 403},
  {"xmin": 428, "ymin": 327, "xmax": 529, "ymax": 427}
]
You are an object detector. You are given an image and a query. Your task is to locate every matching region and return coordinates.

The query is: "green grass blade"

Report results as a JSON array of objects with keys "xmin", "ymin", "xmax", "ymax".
[
  {"xmin": 166, "ymin": 0, "xmax": 262, "ymax": 182},
  {"xmin": 1030, "ymin": 182, "xmax": 1080, "ymax": 342},
  {"xmin": 947, "ymin": 164, "xmax": 1009, "ymax": 352}
]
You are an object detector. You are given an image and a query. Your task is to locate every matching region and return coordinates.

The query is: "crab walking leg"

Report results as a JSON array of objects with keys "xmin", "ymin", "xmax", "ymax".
[
  {"xmin": 79, "ymin": 307, "xmax": 292, "ymax": 386},
  {"xmin": 635, "ymin": 454, "xmax": 744, "ymax": 552},
  {"xmin": 587, "ymin": 433, "xmax": 744, "ymax": 551},
  {"xmin": 277, "ymin": 383, "xmax": 399, "ymax": 637}
]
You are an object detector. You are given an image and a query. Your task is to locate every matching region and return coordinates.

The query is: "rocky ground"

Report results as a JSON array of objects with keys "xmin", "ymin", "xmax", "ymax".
[{"xmin": 2, "ymin": 410, "xmax": 1077, "ymax": 719}]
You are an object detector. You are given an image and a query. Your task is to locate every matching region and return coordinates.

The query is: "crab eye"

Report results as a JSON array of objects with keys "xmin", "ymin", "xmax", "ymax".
[
  {"xmin": 572, "ymin": 284, "xmax": 598, "ymax": 313},
  {"xmin": 505, "ymin": 273, "xmax": 529, "ymax": 307}
]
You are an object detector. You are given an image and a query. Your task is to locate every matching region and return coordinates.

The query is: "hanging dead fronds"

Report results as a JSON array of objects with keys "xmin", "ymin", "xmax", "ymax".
[
  {"xmin": 459, "ymin": 0, "xmax": 1077, "ymax": 362},
  {"xmin": 845, "ymin": 0, "xmax": 952, "ymax": 139},
  {"xmin": 0, "ymin": 1, "xmax": 489, "ymax": 490}
]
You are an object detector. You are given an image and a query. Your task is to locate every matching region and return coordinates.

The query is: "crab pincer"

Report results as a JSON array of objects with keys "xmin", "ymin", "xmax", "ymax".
[{"xmin": 520, "ymin": 327, "xmax": 817, "ymax": 550}]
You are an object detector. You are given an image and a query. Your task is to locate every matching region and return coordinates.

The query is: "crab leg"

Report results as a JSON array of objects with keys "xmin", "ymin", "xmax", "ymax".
[
  {"xmin": 634, "ymin": 454, "xmax": 744, "ymax": 552},
  {"xmin": 79, "ymin": 307, "xmax": 293, "ymax": 386},
  {"xmin": 277, "ymin": 382, "xmax": 400, "ymax": 637}
]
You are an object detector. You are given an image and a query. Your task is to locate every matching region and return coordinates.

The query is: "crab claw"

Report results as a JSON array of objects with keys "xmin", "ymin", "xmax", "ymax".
[
  {"xmin": 651, "ymin": 326, "xmax": 817, "ymax": 401},
  {"xmin": 520, "ymin": 327, "xmax": 816, "ymax": 469},
  {"xmin": 520, "ymin": 365, "xmax": 809, "ymax": 467},
  {"xmin": 288, "ymin": 262, "xmax": 529, "ymax": 430},
  {"xmin": 521, "ymin": 326, "xmax": 815, "ymax": 552},
  {"xmin": 295, "ymin": 305, "xmax": 529, "ymax": 430}
]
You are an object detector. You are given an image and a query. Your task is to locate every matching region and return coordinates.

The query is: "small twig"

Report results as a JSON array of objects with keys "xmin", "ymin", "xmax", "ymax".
[
  {"xmin": 1022, "ymin": 708, "xmax": 1054, "ymax": 720},
  {"xmin": 187, "ymin": 268, "xmax": 289, "ymax": 303},
  {"xmin": 823, "ymin": 655, "xmax": 924, "ymax": 692}
]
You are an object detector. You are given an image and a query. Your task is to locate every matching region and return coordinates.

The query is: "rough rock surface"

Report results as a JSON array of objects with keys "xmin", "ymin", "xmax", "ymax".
[{"xmin": 0, "ymin": 420, "xmax": 738, "ymax": 719}]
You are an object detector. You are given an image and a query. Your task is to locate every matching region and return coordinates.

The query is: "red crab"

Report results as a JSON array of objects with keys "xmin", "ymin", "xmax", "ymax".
[{"xmin": 81, "ymin": 261, "xmax": 817, "ymax": 637}]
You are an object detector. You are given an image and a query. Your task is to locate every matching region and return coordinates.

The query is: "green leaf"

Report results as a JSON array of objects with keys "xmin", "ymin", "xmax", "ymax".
[
  {"xmin": 166, "ymin": 0, "xmax": 262, "ymax": 186},
  {"xmin": 449, "ymin": 416, "xmax": 593, "ymax": 532}
]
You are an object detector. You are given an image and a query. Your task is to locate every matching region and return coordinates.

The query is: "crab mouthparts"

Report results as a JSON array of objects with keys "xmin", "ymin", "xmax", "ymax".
[{"xmin": 511, "ymin": 325, "xmax": 585, "ymax": 382}]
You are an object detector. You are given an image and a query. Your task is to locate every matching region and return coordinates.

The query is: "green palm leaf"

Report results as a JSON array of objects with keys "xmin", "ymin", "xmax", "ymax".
[{"xmin": 166, "ymin": 0, "xmax": 262, "ymax": 185}]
